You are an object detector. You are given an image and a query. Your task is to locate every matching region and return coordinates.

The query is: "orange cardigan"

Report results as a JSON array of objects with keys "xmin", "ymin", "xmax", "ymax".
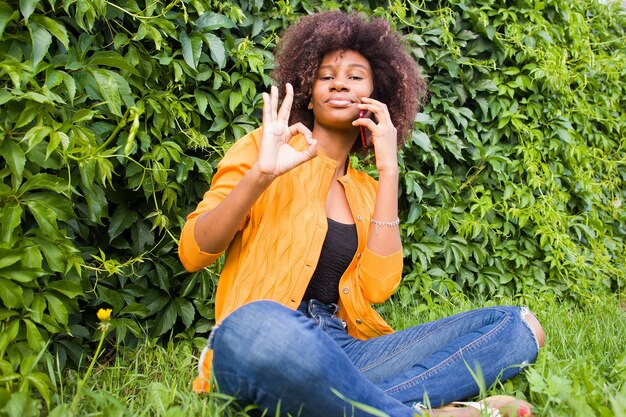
[{"xmin": 179, "ymin": 128, "xmax": 403, "ymax": 392}]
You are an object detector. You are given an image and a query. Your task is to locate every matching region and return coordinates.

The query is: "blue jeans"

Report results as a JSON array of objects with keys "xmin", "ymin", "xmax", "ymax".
[{"xmin": 209, "ymin": 300, "xmax": 539, "ymax": 417}]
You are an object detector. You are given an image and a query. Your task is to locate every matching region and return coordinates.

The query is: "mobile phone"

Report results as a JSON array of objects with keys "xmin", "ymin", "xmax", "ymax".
[{"xmin": 359, "ymin": 109, "xmax": 375, "ymax": 148}]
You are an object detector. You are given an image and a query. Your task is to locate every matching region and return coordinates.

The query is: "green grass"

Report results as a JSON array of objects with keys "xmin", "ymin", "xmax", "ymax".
[{"xmin": 47, "ymin": 293, "xmax": 626, "ymax": 417}]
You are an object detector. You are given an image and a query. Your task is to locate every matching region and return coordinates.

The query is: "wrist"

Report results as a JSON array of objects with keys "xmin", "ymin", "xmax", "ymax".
[
  {"xmin": 377, "ymin": 167, "xmax": 399, "ymax": 179},
  {"xmin": 248, "ymin": 165, "xmax": 276, "ymax": 187}
]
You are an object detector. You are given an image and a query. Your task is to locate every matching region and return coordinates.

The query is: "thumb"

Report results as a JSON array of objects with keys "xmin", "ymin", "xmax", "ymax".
[{"xmin": 296, "ymin": 140, "xmax": 318, "ymax": 166}]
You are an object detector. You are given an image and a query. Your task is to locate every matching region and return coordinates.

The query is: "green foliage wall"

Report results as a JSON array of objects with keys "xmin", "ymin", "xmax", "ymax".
[{"xmin": 0, "ymin": 0, "xmax": 624, "ymax": 408}]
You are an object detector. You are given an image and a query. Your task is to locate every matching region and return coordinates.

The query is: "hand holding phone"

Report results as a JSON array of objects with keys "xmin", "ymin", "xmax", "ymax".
[{"xmin": 359, "ymin": 109, "xmax": 375, "ymax": 148}]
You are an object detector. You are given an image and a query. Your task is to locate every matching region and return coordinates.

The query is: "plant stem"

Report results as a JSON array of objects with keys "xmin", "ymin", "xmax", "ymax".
[{"xmin": 70, "ymin": 326, "xmax": 107, "ymax": 414}]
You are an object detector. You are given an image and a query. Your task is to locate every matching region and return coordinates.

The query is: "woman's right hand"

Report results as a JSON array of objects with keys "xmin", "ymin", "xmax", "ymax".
[{"xmin": 252, "ymin": 83, "xmax": 318, "ymax": 180}]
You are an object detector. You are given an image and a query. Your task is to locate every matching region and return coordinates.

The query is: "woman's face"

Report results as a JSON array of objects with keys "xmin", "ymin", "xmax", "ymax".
[{"xmin": 310, "ymin": 49, "xmax": 374, "ymax": 131}]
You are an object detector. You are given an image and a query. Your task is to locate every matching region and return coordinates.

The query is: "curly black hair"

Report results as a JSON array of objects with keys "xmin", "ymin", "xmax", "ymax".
[{"xmin": 272, "ymin": 10, "xmax": 428, "ymax": 147}]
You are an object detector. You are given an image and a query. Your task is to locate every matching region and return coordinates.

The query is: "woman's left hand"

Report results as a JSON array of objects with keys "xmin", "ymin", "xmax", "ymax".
[{"xmin": 352, "ymin": 97, "xmax": 399, "ymax": 175}]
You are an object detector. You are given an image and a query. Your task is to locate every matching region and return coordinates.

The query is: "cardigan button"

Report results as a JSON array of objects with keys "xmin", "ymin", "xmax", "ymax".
[
  {"xmin": 355, "ymin": 319, "xmax": 362, "ymax": 324},
  {"xmin": 343, "ymin": 288, "xmax": 349, "ymax": 294},
  {"xmin": 357, "ymin": 215, "xmax": 363, "ymax": 221}
]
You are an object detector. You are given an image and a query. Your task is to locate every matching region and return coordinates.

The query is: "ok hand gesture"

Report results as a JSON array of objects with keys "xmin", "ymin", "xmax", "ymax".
[{"xmin": 252, "ymin": 83, "xmax": 318, "ymax": 179}]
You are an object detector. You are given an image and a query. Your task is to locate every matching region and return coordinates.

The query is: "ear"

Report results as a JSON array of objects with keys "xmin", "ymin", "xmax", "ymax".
[{"xmin": 307, "ymin": 101, "xmax": 313, "ymax": 110}]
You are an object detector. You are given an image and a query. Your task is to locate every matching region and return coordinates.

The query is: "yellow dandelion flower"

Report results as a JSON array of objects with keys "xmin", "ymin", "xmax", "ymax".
[{"xmin": 97, "ymin": 308, "xmax": 112, "ymax": 322}]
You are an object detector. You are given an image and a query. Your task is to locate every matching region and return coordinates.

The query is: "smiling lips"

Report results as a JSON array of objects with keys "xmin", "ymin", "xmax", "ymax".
[{"xmin": 325, "ymin": 95, "xmax": 356, "ymax": 107}]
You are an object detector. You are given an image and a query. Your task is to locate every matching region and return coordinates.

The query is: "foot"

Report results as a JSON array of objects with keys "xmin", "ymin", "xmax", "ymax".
[
  {"xmin": 424, "ymin": 395, "xmax": 532, "ymax": 417},
  {"xmin": 425, "ymin": 405, "xmax": 482, "ymax": 417},
  {"xmin": 482, "ymin": 395, "xmax": 533, "ymax": 417}
]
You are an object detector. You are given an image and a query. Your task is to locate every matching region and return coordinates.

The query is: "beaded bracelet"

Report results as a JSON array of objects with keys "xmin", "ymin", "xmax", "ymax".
[{"xmin": 370, "ymin": 217, "xmax": 400, "ymax": 234}]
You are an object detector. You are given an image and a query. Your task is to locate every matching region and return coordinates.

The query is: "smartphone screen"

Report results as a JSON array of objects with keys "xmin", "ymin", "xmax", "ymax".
[{"xmin": 359, "ymin": 109, "xmax": 374, "ymax": 148}]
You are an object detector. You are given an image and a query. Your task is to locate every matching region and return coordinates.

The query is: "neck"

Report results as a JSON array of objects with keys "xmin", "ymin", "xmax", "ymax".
[{"xmin": 312, "ymin": 125, "xmax": 358, "ymax": 176}]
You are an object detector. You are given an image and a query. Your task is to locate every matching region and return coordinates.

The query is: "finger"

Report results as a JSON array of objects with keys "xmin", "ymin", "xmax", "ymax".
[
  {"xmin": 271, "ymin": 85, "xmax": 279, "ymax": 117},
  {"xmin": 359, "ymin": 98, "xmax": 391, "ymax": 122},
  {"xmin": 288, "ymin": 122, "xmax": 314, "ymax": 143},
  {"xmin": 262, "ymin": 92, "xmax": 272, "ymax": 124},
  {"xmin": 277, "ymin": 83, "xmax": 294, "ymax": 122},
  {"xmin": 352, "ymin": 117, "xmax": 377, "ymax": 132}
]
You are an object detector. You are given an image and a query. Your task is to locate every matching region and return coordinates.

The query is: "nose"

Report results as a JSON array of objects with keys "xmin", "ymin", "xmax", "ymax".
[{"xmin": 329, "ymin": 77, "xmax": 348, "ymax": 91}]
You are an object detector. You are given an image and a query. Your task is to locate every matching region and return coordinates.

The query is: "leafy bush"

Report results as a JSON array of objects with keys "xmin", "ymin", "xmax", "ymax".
[
  {"xmin": 0, "ymin": 0, "xmax": 624, "ymax": 411},
  {"xmin": 393, "ymin": 0, "xmax": 626, "ymax": 304}
]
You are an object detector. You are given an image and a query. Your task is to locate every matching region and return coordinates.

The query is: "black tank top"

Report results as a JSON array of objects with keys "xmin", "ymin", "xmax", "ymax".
[{"xmin": 303, "ymin": 218, "xmax": 358, "ymax": 304}]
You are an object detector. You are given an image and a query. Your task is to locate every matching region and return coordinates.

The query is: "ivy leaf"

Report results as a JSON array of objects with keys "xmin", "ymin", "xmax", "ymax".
[
  {"xmin": 44, "ymin": 293, "xmax": 69, "ymax": 326},
  {"xmin": 30, "ymin": 14, "xmax": 69, "ymax": 49},
  {"xmin": 0, "ymin": 4, "xmax": 18, "ymax": 38},
  {"xmin": 131, "ymin": 220, "xmax": 155, "ymax": 253},
  {"xmin": 0, "ymin": 266, "xmax": 45, "ymax": 283},
  {"xmin": 88, "ymin": 51, "xmax": 140, "ymax": 76},
  {"xmin": 179, "ymin": 273, "xmax": 199, "ymax": 298},
  {"xmin": 209, "ymin": 116, "xmax": 229, "ymax": 132},
  {"xmin": 475, "ymin": 96, "xmax": 489, "ymax": 119},
  {"xmin": 98, "ymin": 286, "xmax": 125, "ymax": 312},
  {"xmin": 60, "ymin": 71, "xmax": 76, "ymax": 103},
  {"xmin": 18, "ymin": 173, "xmax": 68, "ymax": 196},
  {"xmin": 0, "ymin": 89, "xmax": 11, "ymax": 105},
  {"xmin": 19, "ymin": 0, "xmax": 37, "ymax": 22},
  {"xmin": 108, "ymin": 205, "xmax": 140, "ymax": 242},
  {"xmin": 252, "ymin": 17, "xmax": 263, "ymax": 37},
  {"xmin": 174, "ymin": 297, "xmax": 195, "ymax": 327},
  {"xmin": 194, "ymin": 89, "xmax": 209, "ymax": 115},
  {"xmin": 154, "ymin": 302, "xmax": 177, "ymax": 336},
  {"xmin": 81, "ymin": 183, "xmax": 107, "ymax": 224},
  {"xmin": 24, "ymin": 319, "xmax": 46, "ymax": 351},
  {"xmin": 0, "ymin": 201, "xmax": 23, "ymax": 244},
  {"xmin": 229, "ymin": 91, "xmax": 242, "ymax": 113},
  {"xmin": 23, "ymin": 195, "xmax": 59, "ymax": 237},
  {"xmin": 22, "ymin": 125, "xmax": 53, "ymax": 152},
  {"xmin": 47, "ymin": 131, "xmax": 70, "ymax": 158},
  {"xmin": 474, "ymin": 79, "xmax": 498, "ymax": 92},
  {"xmin": 142, "ymin": 289, "xmax": 169, "ymax": 314},
  {"xmin": 38, "ymin": 237, "xmax": 65, "ymax": 273},
  {"xmin": 28, "ymin": 21, "xmax": 52, "ymax": 68},
  {"xmin": 153, "ymin": 261, "xmax": 170, "ymax": 292},
  {"xmin": 195, "ymin": 12, "xmax": 235, "ymax": 31},
  {"xmin": 202, "ymin": 33, "xmax": 226, "ymax": 69},
  {"xmin": 25, "ymin": 372, "xmax": 52, "ymax": 405},
  {"xmin": 0, "ymin": 252, "xmax": 21, "ymax": 269},
  {"xmin": 0, "ymin": 140, "xmax": 26, "ymax": 186},
  {"xmin": 0, "ymin": 277, "xmax": 23, "ymax": 308},
  {"xmin": 78, "ymin": 158, "xmax": 96, "ymax": 189},
  {"xmin": 89, "ymin": 68, "xmax": 134, "ymax": 116},
  {"xmin": 180, "ymin": 31, "xmax": 203, "ymax": 70},
  {"xmin": 412, "ymin": 131, "xmax": 432, "ymax": 152},
  {"xmin": 47, "ymin": 281, "xmax": 84, "ymax": 299},
  {"xmin": 119, "ymin": 303, "xmax": 150, "ymax": 318}
]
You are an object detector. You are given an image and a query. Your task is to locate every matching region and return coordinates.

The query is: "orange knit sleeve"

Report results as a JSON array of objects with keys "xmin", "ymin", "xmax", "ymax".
[
  {"xmin": 358, "ymin": 246, "xmax": 403, "ymax": 303},
  {"xmin": 178, "ymin": 129, "xmax": 261, "ymax": 272}
]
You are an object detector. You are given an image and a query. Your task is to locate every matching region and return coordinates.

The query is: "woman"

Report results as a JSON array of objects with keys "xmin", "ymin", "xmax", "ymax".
[{"xmin": 179, "ymin": 11, "xmax": 544, "ymax": 417}]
